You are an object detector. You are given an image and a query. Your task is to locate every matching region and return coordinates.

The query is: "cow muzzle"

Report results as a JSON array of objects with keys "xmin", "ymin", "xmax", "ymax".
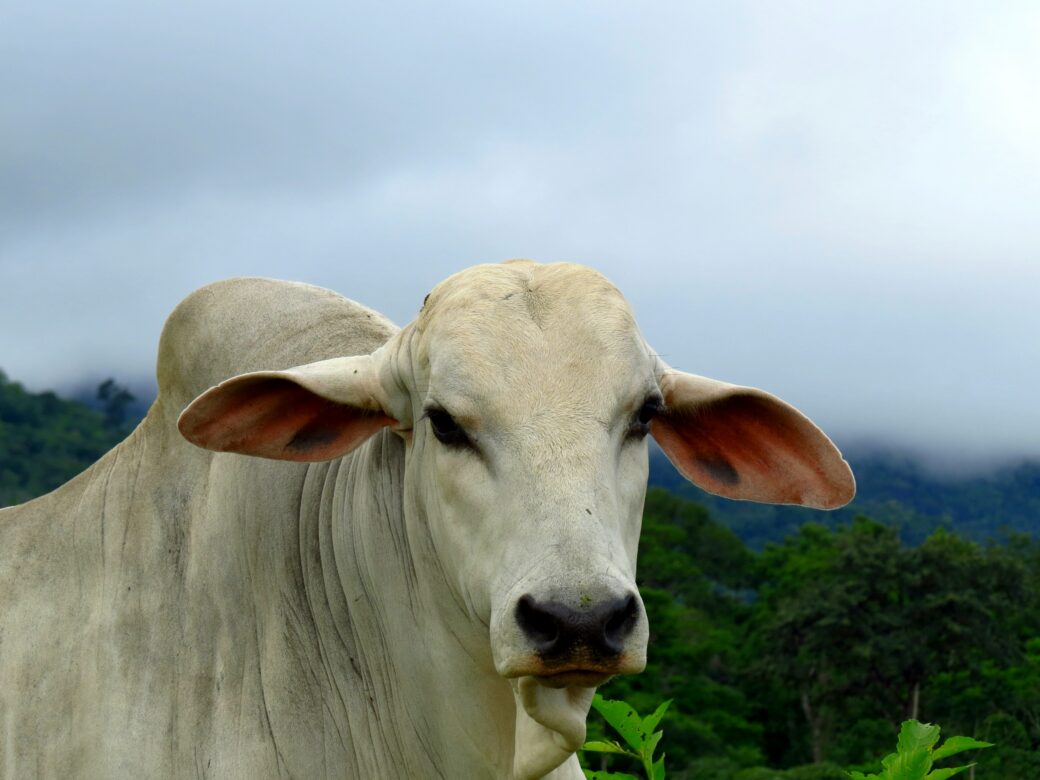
[{"xmin": 493, "ymin": 584, "xmax": 648, "ymax": 688}]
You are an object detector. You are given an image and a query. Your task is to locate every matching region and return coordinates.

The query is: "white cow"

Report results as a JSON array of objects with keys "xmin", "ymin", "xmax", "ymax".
[{"xmin": 0, "ymin": 261, "xmax": 853, "ymax": 779}]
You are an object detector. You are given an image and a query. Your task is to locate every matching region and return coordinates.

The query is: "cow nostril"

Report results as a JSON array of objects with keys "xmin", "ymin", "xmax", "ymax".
[
  {"xmin": 516, "ymin": 594, "xmax": 560, "ymax": 651},
  {"xmin": 603, "ymin": 593, "xmax": 639, "ymax": 652},
  {"xmin": 516, "ymin": 592, "xmax": 641, "ymax": 659}
]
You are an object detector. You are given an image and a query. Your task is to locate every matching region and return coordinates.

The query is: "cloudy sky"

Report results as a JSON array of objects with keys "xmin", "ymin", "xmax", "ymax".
[{"xmin": 2, "ymin": 1, "xmax": 1038, "ymax": 467}]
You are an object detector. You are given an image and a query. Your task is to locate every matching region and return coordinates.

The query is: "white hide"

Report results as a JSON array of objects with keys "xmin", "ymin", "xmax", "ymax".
[{"xmin": 0, "ymin": 262, "xmax": 854, "ymax": 779}]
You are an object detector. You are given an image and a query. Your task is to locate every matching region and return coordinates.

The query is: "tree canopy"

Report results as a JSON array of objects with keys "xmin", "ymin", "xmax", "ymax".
[{"xmin": 0, "ymin": 371, "xmax": 137, "ymax": 507}]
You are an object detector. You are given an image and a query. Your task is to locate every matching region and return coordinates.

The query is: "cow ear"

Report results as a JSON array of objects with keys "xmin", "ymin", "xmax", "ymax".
[
  {"xmin": 178, "ymin": 355, "xmax": 397, "ymax": 462},
  {"xmin": 651, "ymin": 370, "xmax": 855, "ymax": 509}
]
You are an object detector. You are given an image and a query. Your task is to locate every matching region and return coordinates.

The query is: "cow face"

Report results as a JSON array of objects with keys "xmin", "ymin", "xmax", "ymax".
[
  {"xmin": 389, "ymin": 262, "xmax": 656, "ymax": 687},
  {"xmin": 178, "ymin": 260, "xmax": 854, "ymax": 697}
]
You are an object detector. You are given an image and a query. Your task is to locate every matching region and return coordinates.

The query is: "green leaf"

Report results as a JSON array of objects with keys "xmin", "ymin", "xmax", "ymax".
[
  {"xmin": 896, "ymin": 720, "xmax": 942, "ymax": 755},
  {"xmin": 880, "ymin": 750, "xmax": 900, "ymax": 769},
  {"xmin": 643, "ymin": 729, "xmax": 664, "ymax": 759},
  {"xmin": 584, "ymin": 771, "xmax": 640, "ymax": 780},
  {"xmin": 651, "ymin": 755, "xmax": 666, "ymax": 780},
  {"xmin": 580, "ymin": 740, "xmax": 636, "ymax": 757},
  {"xmin": 931, "ymin": 736, "xmax": 993, "ymax": 762},
  {"xmin": 850, "ymin": 721, "xmax": 995, "ymax": 780},
  {"xmin": 924, "ymin": 764, "xmax": 976, "ymax": 780},
  {"xmin": 591, "ymin": 695, "xmax": 646, "ymax": 754},
  {"xmin": 888, "ymin": 747, "xmax": 933, "ymax": 779},
  {"xmin": 642, "ymin": 699, "xmax": 673, "ymax": 735}
]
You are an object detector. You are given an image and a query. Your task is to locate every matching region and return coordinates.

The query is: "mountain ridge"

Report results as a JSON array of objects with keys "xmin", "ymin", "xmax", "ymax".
[{"xmin": 649, "ymin": 445, "xmax": 1040, "ymax": 548}]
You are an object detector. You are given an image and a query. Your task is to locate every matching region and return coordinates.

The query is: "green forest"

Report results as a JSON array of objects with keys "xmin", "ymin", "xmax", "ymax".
[
  {"xmin": 0, "ymin": 371, "xmax": 137, "ymax": 507},
  {"xmin": 2, "ymin": 371, "xmax": 1038, "ymax": 778},
  {"xmin": 589, "ymin": 490, "xmax": 1039, "ymax": 778}
]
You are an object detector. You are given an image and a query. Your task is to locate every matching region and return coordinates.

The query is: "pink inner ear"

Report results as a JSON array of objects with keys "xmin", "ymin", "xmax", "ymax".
[
  {"xmin": 651, "ymin": 394, "xmax": 855, "ymax": 510},
  {"xmin": 179, "ymin": 377, "xmax": 395, "ymax": 462}
]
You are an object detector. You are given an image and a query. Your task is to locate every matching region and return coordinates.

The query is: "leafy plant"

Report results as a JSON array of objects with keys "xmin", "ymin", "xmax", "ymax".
[
  {"xmin": 847, "ymin": 720, "xmax": 992, "ymax": 780},
  {"xmin": 580, "ymin": 694, "xmax": 671, "ymax": 779}
]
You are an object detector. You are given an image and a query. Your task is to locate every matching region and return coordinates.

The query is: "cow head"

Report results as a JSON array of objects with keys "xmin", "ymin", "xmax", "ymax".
[{"xmin": 179, "ymin": 261, "xmax": 854, "ymax": 778}]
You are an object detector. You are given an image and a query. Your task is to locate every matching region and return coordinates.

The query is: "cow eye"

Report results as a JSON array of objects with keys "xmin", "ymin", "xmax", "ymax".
[
  {"xmin": 427, "ymin": 409, "xmax": 472, "ymax": 449},
  {"xmin": 629, "ymin": 397, "xmax": 662, "ymax": 438}
]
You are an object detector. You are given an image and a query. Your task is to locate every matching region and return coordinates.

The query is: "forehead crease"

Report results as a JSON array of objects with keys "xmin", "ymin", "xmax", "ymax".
[
  {"xmin": 431, "ymin": 277, "xmax": 638, "ymax": 361},
  {"xmin": 417, "ymin": 261, "xmax": 652, "ymax": 412},
  {"xmin": 430, "ymin": 333, "xmax": 652, "ymax": 425}
]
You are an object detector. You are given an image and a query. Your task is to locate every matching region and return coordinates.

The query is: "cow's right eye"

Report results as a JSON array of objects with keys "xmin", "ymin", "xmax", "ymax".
[{"xmin": 427, "ymin": 409, "xmax": 472, "ymax": 449}]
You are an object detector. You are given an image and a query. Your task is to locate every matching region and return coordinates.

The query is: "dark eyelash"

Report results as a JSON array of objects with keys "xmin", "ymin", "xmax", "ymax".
[{"xmin": 629, "ymin": 397, "xmax": 662, "ymax": 438}]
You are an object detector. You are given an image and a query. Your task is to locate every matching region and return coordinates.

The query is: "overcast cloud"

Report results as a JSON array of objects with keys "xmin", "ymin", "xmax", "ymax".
[{"xmin": 2, "ymin": 1, "xmax": 1038, "ymax": 467}]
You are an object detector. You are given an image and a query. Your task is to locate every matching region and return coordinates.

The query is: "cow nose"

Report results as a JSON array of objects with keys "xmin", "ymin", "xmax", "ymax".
[{"xmin": 515, "ymin": 593, "xmax": 640, "ymax": 659}]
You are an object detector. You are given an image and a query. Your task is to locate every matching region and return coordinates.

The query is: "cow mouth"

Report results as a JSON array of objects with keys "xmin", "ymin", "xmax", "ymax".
[
  {"xmin": 535, "ymin": 669, "xmax": 615, "ymax": 689},
  {"xmin": 502, "ymin": 655, "xmax": 632, "ymax": 688},
  {"xmin": 499, "ymin": 651, "xmax": 643, "ymax": 688}
]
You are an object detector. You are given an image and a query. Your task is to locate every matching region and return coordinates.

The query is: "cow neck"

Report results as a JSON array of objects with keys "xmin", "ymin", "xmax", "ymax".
[{"xmin": 303, "ymin": 429, "xmax": 518, "ymax": 778}]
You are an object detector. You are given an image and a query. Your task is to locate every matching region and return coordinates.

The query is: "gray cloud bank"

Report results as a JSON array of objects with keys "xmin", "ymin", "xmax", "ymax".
[{"xmin": 2, "ymin": 1, "xmax": 1039, "ymax": 465}]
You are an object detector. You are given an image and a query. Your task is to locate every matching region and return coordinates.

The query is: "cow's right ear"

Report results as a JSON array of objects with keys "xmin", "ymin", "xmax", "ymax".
[{"xmin": 178, "ymin": 355, "xmax": 398, "ymax": 462}]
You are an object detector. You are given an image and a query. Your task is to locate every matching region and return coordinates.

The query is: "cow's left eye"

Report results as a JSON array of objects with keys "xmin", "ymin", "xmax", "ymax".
[
  {"xmin": 427, "ymin": 409, "xmax": 472, "ymax": 449},
  {"xmin": 629, "ymin": 397, "xmax": 662, "ymax": 438}
]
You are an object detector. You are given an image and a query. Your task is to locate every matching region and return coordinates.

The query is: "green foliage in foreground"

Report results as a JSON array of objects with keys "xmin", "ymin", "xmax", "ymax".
[
  {"xmin": 581, "ymin": 694, "xmax": 672, "ymax": 779},
  {"xmin": 847, "ymin": 720, "xmax": 991, "ymax": 780},
  {"xmin": 582, "ymin": 704, "xmax": 993, "ymax": 780}
]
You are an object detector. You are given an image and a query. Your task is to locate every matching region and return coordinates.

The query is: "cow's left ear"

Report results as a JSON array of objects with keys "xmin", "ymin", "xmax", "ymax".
[
  {"xmin": 651, "ymin": 369, "xmax": 855, "ymax": 510},
  {"xmin": 178, "ymin": 355, "xmax": 397, "ymax": 462}
]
